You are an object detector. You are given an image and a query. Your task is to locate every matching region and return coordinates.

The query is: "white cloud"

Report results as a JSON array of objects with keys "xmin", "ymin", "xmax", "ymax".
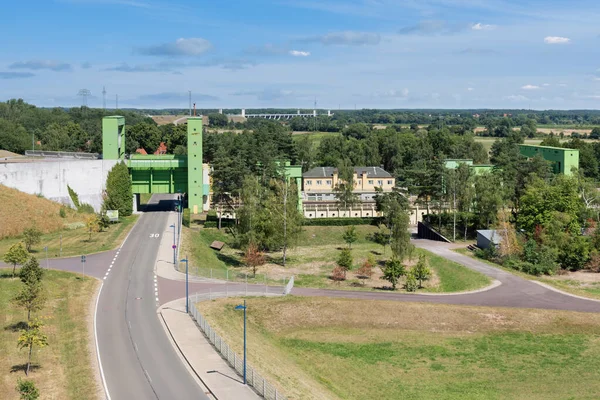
[
  {"xmin": 505, "ymin": 95, "xmax": 528, "ymax": 101},
  {"xmin": 136, "ymin": 38, "xmax": 212, "ymax": 56},
  {"xmin": 558, "ymin": 83, "xmax": 568, "ymax": 87},
  {"xmin": 521, "ymin": 84, "xmax": 540, "ymax": 90},
  {"xmin": 542, "ymin": 83, "xmax": 550, "ymax": 86},
  {"xmin": 467, "ymin": 87, "xmax": 474, "ymax": 91},
  {"xmin": 289, "ymin": 50, "xmax": 310, "ymax": 57},
  {"xmin": 304, "ymin": 31, "xmax": 381, "ymax": 46},
  {"xmin": 9, "ymin": 60, "xmax": 72, "ymax": 71},
  {"xmin": 375, "ymin": 88, "xmax": 409, "ymax": 98},
  {"xmin": 544, "ymin": 36, "xmax": 570, "ymax": 44},
  {"xmin": 471, "ymin": 22, "xmax": 496, "ymax": 30}
]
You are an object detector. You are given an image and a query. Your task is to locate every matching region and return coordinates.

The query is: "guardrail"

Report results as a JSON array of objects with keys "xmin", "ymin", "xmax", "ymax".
[{"xmin": 188, "ymin": 292, "xmax": 287, "ymax": 400}]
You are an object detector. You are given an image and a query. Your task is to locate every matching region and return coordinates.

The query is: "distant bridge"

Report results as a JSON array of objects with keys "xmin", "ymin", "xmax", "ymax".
[{"xmin": 242, "ymin": 109, "xmax": 333, "ymax": 120}]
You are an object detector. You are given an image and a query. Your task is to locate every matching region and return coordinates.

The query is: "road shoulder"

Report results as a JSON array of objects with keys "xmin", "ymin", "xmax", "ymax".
[{"xmin": 158, "ymin": 298, "xmax": 261, "ymax": 400}]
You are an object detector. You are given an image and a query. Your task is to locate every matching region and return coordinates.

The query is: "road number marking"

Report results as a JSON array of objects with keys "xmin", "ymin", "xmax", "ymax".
[{"xmin": 149, "ymin": 233, "xmax": 160, "ymax": 238}]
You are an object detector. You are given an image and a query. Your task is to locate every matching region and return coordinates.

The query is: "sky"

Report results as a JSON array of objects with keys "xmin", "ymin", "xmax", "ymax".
[{"xmin": 1, "ymin": 0, "xmax": 600, "ymax": 110}]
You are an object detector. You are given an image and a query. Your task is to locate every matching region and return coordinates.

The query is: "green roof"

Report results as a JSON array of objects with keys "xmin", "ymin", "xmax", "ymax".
[{"xmin": 519, "ymin": 144, "xmax": 575, "ymax": 151}]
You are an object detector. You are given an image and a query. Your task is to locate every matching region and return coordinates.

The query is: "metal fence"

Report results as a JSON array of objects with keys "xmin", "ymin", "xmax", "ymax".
[{"xmin": 188, "ymin": 292, "xmax": 287, "ymax": 400}]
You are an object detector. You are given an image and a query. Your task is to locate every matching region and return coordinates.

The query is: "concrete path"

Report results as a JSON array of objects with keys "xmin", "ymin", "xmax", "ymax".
[{"xmin": 160, "ymin": 298, "xmax": 260, "ymax": 400}]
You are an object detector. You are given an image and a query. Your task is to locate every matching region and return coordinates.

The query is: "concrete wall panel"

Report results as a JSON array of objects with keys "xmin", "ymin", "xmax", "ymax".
[{"xmin": 0, "ymin": 160, "xmax": 119, "ymax": 211}]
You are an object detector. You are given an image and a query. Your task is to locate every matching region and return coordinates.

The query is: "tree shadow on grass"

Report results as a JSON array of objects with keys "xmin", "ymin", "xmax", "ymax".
[
  {"xmin": 10, "ymin": 364, "xmax": 41, "ymax": 374},
  {"xmin": 0, "ymin": 270, "xmax": 18, "ymax": 279},
  {"xmin": 4, "ymin": 321, "xmax": 28, "ymax": 332},
  {"xmin": 216, "ymin": 253, "xmax": 242, "ymax": 267}
]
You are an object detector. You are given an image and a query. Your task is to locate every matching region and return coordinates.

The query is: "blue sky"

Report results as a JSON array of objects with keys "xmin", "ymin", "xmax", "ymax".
[{"xmin": 1, "ymin": 0, "xmax": 600, "ymax": 109}]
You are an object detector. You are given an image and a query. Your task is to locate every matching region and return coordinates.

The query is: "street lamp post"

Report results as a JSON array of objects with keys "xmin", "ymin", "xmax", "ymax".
[
  {"xmin": 170, "ymin": 224, "xmax": 176, "ymax": 266},
  {"xmin": 181, "ymin": 256, "xmax": 189, "ymax": 313},
  {"xmin": 235, "ymin": 301, "xmax": 247, "ymax": 385}
]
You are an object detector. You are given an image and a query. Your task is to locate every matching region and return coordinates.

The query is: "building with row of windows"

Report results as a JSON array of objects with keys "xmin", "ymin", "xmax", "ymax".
[{"xmin": 301, "ymin": 166, "xmax": 395, "ymax": 219}]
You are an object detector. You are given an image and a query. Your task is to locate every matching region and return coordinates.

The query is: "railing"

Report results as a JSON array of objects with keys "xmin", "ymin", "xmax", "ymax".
[
  {"xmin": 24, "ymin": 150, "xmax": 99, "ymax": 159},
  {"xmin": 188, "ymin": 292, "xmax": 287, "ymax": 400}
]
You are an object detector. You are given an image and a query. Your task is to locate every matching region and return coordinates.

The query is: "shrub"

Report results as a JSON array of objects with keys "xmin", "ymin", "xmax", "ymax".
[
  {"xmin": 405, "ymin": 271, "xmax": 418, "ymax": 292},
  {"xmin": 381, "ymin": 257, "xmax": 406, "ymax": 290},
  {"xmin": 16, "ymin": 378, "xmax": 39, "ymax": 400},
  {"xmin": 22, "ymin": 227, "xmax": 41, "ymax": 252},
  {"xmin": 104, "ymin": 162, "xmax": 133, "ymax": 217},
  {"xmin": 59, "ymin": 207, "xmax": 67, "ymax": 218},
  {"xmin": 67, "ymin": 185, "xmax": 80, "ymax": 209},
  {"xmin": 183, "ymin": 208, "xmax": 190, "ymax": 227},
  {"xmin": 331, "ymin": 266, "xmax": 346, "ymax": 282},
  {"xmin": 77, "ymin": 203, "xmax": 95, "ymax": 214},
  {"xmin": 337, "ymin": 248, "xmax": 353, "ymax": 272}
]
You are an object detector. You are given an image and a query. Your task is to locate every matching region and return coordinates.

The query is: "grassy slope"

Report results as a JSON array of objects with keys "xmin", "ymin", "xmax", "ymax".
[
  {"xmin": 199, "ymin": 296, "xmax": 600, "ymax": 400},
  {"xmin": 183, "ymin": 225, "xmax": 490, "ymax": 292},
  {"xmin": 0, "ymin": 185, "xmax": 83, "ymax": 239},
  {"xmin": 0, "ymin": 215, "xmax": 138, "ymax": 259},
  {"xmin": 0, "ymin": 269, "xmax": 98, "ymax": 400}
]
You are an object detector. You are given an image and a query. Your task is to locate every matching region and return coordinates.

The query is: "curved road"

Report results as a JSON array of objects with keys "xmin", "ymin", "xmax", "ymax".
[
  {"xmin": 6, "ymin": 195, "xmax": 600, "ymax": 399},
  {"xmin": 95, "ymin": 196, "xmax": 209, "ymax": 400}
]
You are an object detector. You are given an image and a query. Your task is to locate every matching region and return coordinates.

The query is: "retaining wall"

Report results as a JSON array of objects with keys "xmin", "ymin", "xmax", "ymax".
[{"xmin": 0, "ymin": 159, "xmax": 119, "ymax": 211}]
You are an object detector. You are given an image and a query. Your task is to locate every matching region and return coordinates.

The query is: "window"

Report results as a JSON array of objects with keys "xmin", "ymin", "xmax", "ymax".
[
  {"xmin": 316, "ymin": 180, "xmax": 322, "ymax": 185},
  {"xmin": 387, "ymin": 180, "xmax": 393, "ymax": 185},
  {"xmin": 326, "ymin": 180, "xmax": 331, "ymax": 185},
  {"xmin": 368, "ymin": 180, "xmax": 373, "ymax": 185},
  {"xmin": 306, "ymin": 180, "xmax": 312, "ymax": 185},
  {"xmin": 357, "ymin": 179, "xmax": 362, "ymax": 185},
  {"xmin": 377, "ymin": 180, "xmax": 383, "ymax": 186}
]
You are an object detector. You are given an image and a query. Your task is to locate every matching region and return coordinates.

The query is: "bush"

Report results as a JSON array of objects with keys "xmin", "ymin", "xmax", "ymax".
[
  {"xmin": 16, "ymin": 378, "xmax": 39, "ymax": 400},
  {"xmin": 22, "ymin": 227, "xmax": 41, "ymax": 252},
  {"xmin": 303, "ymin": 217, "xmax": 382, "ymax": 226},
  {"xmin": 405, "ymin": 271, "xmax": 418, "ymax": 292},
  {"xmin": 59, "ymin": 207, "xmax": 67, "ymax": 218},
  {"xmin": 337, "ymin": 248, "xmax": 353, "ymax": 271},
  {"xmin": 77, "ymin": 203, "xmax": 95, "ymax": 214},
  {"xmin": 331, "ymin": 266, "xmax": 346, "ymax": 282}
]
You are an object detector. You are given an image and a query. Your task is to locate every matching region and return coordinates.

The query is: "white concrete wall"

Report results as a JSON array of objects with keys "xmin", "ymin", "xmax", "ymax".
[{"xmin": 0, "ymin": 160, "xmax": 120, "ymax": 211}]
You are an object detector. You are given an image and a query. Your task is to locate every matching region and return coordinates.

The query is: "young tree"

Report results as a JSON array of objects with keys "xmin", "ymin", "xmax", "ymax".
[
  {"xmin": 14, "ymin": 280, "xmax": 46, "ymax": 322},
  {"xmin": 97, "ymin": 213, "xmax": 110, "ymax": 232},
  {"xmin": 243, "ymin": 242, "xmax": 265, "ymax": 277},
  {"xmin": 404, "ymin": 270, "xmax": 419, "ymax": 292},
  {"xmin": 19, "ymin": 257, "xmax": 44, "ymax": 286},
  {"xmin": 17, "ymin": 319, "xmax": 49, "ymax": 376},
  {"xmin": 412, "ymin": 254, "xmax": 432, "ymax": 288},
  {"xmin": 272, "ymin": 179, "xmax": 303, "ymax": 266},
  {"xmin": 356, "ymin": 255, "xmax": 375, "ymax": 286},
  {"xmin": 372, "ymin": 225, "xmax": 389, "ymax": 254},
  {"xmin": 16, "ymin": 378, "xmax": 40, "ymax": 400},
  {"xmin": 331, "ymin": 266, "xmax": 346, "ymax": 283},
  {"xmin": 337, "ymin": 248, "xmax": 353, "ymax": 278},
  {"xmin": 103, "ymin": 162, "xmax": 133, "ymax": 217},
  {"xmin": 342, "ymin": 225, "xmax": 358, "ymax": 249},
  {"xmin": 22, "ymin": 228, "xmax": 41, "ymax": 253},
  {"xmin": 334, "ymin": 158, "xmax": 358, "ymax": 210},
  {"xmin": 473, "ymin": 172, "xmax": 504, "ymax": 228},
  {"xmin": 496, "ymin": 209, "xmax": 521, "ymax": 259},
  {"xmin": 381, "ymin": 257, "xmax": 406, "ymax": 290},
  {"xmin": 4, "ymin": 242, "xmax": 29, "ymax": 278},
  {"xmin": 86, "ymin": 215, "xmax": 100, "ymax": 241}
]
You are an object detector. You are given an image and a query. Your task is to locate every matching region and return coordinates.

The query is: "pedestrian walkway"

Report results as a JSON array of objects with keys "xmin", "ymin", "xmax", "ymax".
[{"xmin": 159, "ymin": 298, "xmax": 261, "ymax": 400}]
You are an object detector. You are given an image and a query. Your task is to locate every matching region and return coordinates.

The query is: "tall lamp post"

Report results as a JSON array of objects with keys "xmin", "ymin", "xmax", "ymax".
[
  {"xmin": 170, "ymin": 224, "xmax": 176, "ymax": 266},
  {"xmin": 181, "ymin": 256, "xmax": 189, "ymax": 313},
  {"xmin": 235, "ymin": 301, "xmax": 247, "ymax": 385}
]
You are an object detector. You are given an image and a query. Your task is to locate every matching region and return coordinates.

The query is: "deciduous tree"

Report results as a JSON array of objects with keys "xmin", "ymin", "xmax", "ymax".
[
  {"xmin": 4, "ymin": 242, "xmax": 29, "ymax": 278},
  {"xmin": 17, "ymin": 319, "xmax": 48, "ymax": 376},
  {"xmin": 22, "ymin": 228, "xmax": 41, "ymax": 253},
  {"xmin": 412, "ymin": 254, "xmax": 432, "ymax": 288},
  {"xmin": 342, "ymin": 226, "xmax": 358, "ymax": 249},
  {"xmin": 243, "ymin": 242, "xmax": 265, "ymax": 277},
  {"xmin": 381, "ymin": 257, "xmax": 406, "ymax": 290}
]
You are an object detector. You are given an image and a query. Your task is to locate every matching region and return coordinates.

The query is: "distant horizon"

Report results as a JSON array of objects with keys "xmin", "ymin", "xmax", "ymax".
[{"xmin": 4, "ymin": 1, "xmax": 600, "ymax": 110}]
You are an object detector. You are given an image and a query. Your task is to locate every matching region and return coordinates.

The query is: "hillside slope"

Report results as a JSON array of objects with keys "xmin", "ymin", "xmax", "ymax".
[{"xmin": 0, "ymin": 185, "xmax": 83, "ymax": 239}]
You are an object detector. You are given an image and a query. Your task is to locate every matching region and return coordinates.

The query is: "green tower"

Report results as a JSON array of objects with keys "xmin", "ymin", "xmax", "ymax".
[
  {"xmin": 102, "ymin": 116, "xmax": 126, "ymax": 160},
  {"xmin": 187, "ymin": 117, "xmax": 203, "ymax": 214}
]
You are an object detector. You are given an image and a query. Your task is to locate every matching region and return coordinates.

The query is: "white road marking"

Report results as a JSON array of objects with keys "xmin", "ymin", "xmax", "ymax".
[
  {"xmin": 94, "ymin": 283, "xmax": 112, "ymax": 400},
  {"xmin": 143, "ymin": 368, "xmax": 153, "ymax": 383},
  {"xmin": 155, "ymin": 297, "xmax": 159, "ymax": 302}
]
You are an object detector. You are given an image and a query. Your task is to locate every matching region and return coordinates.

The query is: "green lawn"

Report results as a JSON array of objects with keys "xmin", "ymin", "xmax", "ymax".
[
  {"xmin": 199, "ymin": 296, "xmax": 600, "ymax": 400},
  {"xmin": 0, "ymin": 269, "xmax": 98, "ymax": 399},
  {"xmin": 183, "ymin": 225, "xmax": 490, "ymax": 292},
  {"xmin": 292, "ymin": 131, "xmax": 340, "ymax": 149},
  {"xmin": 0, "ymin": 215, "xmax": 138, "ymax": 259}
]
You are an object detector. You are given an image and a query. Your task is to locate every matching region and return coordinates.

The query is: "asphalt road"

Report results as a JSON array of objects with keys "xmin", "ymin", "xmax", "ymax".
[{"xmin": 96, "ymin": 194, "xmax": 209, "ymax": 400}]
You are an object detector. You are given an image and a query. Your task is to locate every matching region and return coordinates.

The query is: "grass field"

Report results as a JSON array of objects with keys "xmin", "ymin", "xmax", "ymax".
[
  {"xmin": 0, "ymin": 215, "xmax": 138, "ymax": 259},
  {"xmin": 198, "ymin": 296, "xmax": 600, "ymax": 400},
  {"xmin": 292, "ymin": 131, "xmax": 341, "ymax": 149},
  {"xmin": 0, "ymin": 269, "xmax": 98, "ymax": 400},
  {"xmin": 182, "ymin": 225, "xmax": 490, "ymax": 292},
  {"xmin": 0, "ymin": 185, "xmax": 83, "ymax": 239}
]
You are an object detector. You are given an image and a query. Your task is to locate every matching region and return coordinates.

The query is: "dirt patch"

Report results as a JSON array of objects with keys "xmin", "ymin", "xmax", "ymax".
[{"xmin": 546, "ymin": 270, "xmax": 600, "ymax": 285}]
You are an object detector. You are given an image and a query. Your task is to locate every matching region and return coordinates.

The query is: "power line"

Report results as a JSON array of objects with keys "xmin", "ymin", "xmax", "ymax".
[{"xmin": 77, "ymin": 89, "xmax": 91, "ymax": 107}]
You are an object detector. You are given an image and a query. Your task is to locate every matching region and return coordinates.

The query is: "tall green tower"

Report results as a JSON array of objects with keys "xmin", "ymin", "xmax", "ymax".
[
  {"xmin": 102, "ymin": 116, "xmax": 126, "ymax": 160},
  {"xmin": 187, "ymin": 117, "xmax": 203, "ymax": 214}
]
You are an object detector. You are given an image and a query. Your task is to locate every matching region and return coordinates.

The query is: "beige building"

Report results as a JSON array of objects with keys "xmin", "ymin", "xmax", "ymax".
[{"xmin": 302, "ymin": 166, "xmax": 395, "ymax": 218}]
